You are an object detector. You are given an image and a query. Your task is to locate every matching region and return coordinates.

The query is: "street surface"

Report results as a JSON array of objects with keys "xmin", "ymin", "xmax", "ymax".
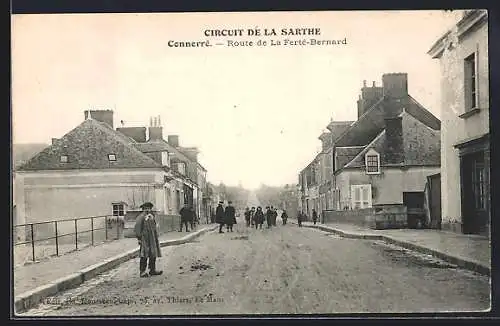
[{"xmin": 20, "ymin": 216, "xmax": 490, "ymax": 316}]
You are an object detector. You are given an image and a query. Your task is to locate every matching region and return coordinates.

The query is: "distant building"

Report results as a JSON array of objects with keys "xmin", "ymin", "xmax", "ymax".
[{"xmin": 428, "ymin": 10, "xmax": 489, "ymax": 235}]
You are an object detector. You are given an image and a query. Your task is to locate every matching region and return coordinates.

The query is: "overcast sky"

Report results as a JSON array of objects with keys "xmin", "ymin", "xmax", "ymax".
[{"xmin": 12, "ymin": 10, "xmax": 463, "ymax": 189}]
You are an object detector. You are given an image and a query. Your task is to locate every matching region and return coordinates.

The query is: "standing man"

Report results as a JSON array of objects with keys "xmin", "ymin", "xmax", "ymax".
[
  {"xmin": 190, "ymin": 205, "xmax": 197, "ymax": 230},
  {"xmin": 254, "ymin": 206, "xmax": 264, "ymax": 229},
  {"xmin": 266, "ymin": 206, "xmax": 273, "ymax": 228},
  {"xmin": 297, "ymin": 211, "xmax": 303, "ymax": 227},
  {"xmin": 244, "ymin": 207, "xmax": 251, "ymax": 227},
  {"xmin": 179, "ymin": 203, "xmax": 191, "ymax": 232},
  {"xmin": 215, "ymin": 201, "xmax": 225, "ymax": 233},
  {"xmin": 281, "ymin": 210, "xmax": 288, "ymax": 225},
  {"xmin": 312, "ymin": 209, "xmax": 318, "ymax": 225},
  {"xmin": 134, "ymin": 202, "xmax": 163, "ymax": 278},
  {"xmin": 250, "ymin": 207, "xmax": 256, "ymax": 226},
  {"xmin": 225, "ymin": 201, "xmax": 236, "ymax": 232}
]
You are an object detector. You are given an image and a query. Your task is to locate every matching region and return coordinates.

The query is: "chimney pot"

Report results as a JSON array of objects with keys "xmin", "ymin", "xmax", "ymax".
[{"xmin": 373, "ymin": 81, "xmax": 376, "ymax": 87}]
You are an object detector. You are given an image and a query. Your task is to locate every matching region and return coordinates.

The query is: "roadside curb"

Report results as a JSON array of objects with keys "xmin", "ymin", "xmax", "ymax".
[
  {"xmin": 300, "ymin": 223, "xmax": 490, "ymax": 277},
  {"xmin": 14, "ymin": 225, "xmax": 217, "ymax": 314}
]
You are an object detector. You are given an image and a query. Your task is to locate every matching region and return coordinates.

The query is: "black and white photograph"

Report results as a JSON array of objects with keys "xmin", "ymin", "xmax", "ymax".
[{"xmin": 11, "ymin": 9, "xmax": 491, "ymax": 316}]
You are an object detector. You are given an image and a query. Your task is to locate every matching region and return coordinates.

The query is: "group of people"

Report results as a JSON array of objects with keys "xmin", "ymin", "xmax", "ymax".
[
  {"xmin": 296, "ymin": 208, "xmax": 318, "ymax": 227},
  {"xmin": 215, "ymin": 201, "xmax": 237, "ymax": 233},
  {"xmin": 243, "ymin": 206, "xmax": 288, "ymax": 229}
]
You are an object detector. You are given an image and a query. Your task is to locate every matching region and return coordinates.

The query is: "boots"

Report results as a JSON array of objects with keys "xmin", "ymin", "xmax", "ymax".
[{"xmin": 148, "ymin": 258, "xmax": 163, "ymax": 276}]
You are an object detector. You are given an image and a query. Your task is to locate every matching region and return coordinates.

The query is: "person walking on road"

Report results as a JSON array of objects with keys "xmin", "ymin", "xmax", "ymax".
[
  {"xmin": 244, "ymin": 207, "xmax": 251, "ymax": 227},
  {"xmin": 215, "ymin": 201, "xmax": 225, "ymax": 233},
  {"xmin": 281, "ymin": 210, "xmax": 288, "ymax": 225},
  {"xmin": 179, "ymin": 203, "xmax": 191, "ymax": 232},
  {"xmin": 225, "ymin": 201, "xmax": 236, "ymax": 232},
  {"xmin": 265, "ymin": 206, "xmax": 273, "ymax": 228},
  {"xmin": 312, "ymin": 209, "xmax": 318, "ymax": 225},
  {"xmin": 134, "ymin": 202, "xmax": 163, "ymax": 278},
  {"xmin": 272, "ymin": 207, "xmax": 278, "ymax": 226},
  {"xmin": 190, "ymin": 206, "xmax": 197, "ymax": 230},
  {"xmin": 254, "ymin": 206, "xmax": 264, "ymax": 229},
  {"xmin": 297, "ymin": 211, "xmax": 304, "ymax": 227},
  {"xmin": 250, "ymin": 207, "xmax": 256, "ymax": 226}
]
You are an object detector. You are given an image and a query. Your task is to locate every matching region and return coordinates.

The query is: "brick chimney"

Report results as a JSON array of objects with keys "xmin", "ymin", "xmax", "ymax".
[
  {"xmin": 357, "ymin": 80, "xmax": 383, "ymax": 119},
  {"xmin": 84, "ymin": 109, "xmax": 114, "ymax": 128},
  {"xmin": 148, "ymin": 116, "xmax": 163, "ymax": 141},
  {"xmin": 383, "ymin": 116, "xmax": 404, "ymax": 165},
  {"xmin": 168, "ymin": 135, "xmax": 179, "ymax": 147},
  {"xmin": 116, "ymin": 127, "xmax": 147, "ymax": 142},
  {"xmin": 382, "ymin": 73, "xmax": 408, "ymax": 100}
]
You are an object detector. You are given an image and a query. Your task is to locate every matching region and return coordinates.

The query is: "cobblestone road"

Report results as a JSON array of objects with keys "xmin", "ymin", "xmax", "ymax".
[{"xmin": 20, "ymin": 221, "xmax": 490, "ymax": 316}]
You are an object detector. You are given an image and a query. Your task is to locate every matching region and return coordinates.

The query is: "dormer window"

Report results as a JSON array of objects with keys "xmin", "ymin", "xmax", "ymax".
[
  {"xmin": 108, "ymin": 154, "xmax": 117, "ymax": 161},
  {"xmin": 60, "ymin": 155, "xmax": 68, "ymax": 163},
  {"xmin": 365, "ymin": 149, "xmax": 380, "ymax": 174}
]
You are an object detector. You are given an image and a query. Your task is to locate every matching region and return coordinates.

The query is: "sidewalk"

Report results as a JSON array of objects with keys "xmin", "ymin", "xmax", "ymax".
[
  {"xmin": 14, "ymin": 226, "xmax": 215, "ymax": 297},
  {"xmin": 296, "ymin": 220, "xmax": 491, "ymax": 276}
]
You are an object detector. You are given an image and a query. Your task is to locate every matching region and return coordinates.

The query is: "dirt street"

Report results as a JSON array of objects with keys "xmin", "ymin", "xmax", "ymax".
[{"xmin": 21, "ymin": 220, "xmax": 490, "ymax": 315}]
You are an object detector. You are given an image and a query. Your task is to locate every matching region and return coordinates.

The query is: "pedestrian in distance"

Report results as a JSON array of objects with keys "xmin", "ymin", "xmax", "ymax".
[
  {"xmin": 312, "ymin": 209, "xmax": 318, "ymax": 225},
  {"xmin": 134, "ymin": 202, "xmax": 163, "ymax": 278},
  {"xmin": 281, "ymin": 210, "xmax": 288, "ymax": 225},
  {"xmin": 190, "ymin": 206, "xmax": 197, "ymax": 230},
  {"xmin": 254, "ymin": 206, "xmax": 265, "ymax": 229},
  {"xmin": 244, "ymin": 207, "xmax": 251, "ymax": 227},
  {"xmin": 297, "ymin": 211, "xmax": 303, "ymax": 227},
  {"xmin": 215, "ymin": 201, "xmax": 225, "ymax": 233},
  {"xmin": 272, "ymin": 207, "xmax": 278, "ymax": 226},
  {"xmin": 265, "ymin": 206, "xmax": 273, "ymax": 228},
  {"xmin": 225, "ymin": 201, "xmax": 236, "ymax": 232},
  {"xmin": 250, "ymin": 207, "xmax": 256, "ymax": 226},
  {"xmin": 179, "ymin": 203, "xmax": 191, "ymax": 232}
]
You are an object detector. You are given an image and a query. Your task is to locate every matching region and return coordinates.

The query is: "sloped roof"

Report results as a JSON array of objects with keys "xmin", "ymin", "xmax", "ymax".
[
  {"xmin": 343, "ymin": 111, "xmax": 440, "ymax": 168},
  {"xmin": 335, "ymin": 146, "xmax": 365, "ymax": 170},
  {"xmin": 12, "ymin": 143, "xmax": 49, "ymax": 170},
  {"xmin": 334, "ymin": 95, "xmax": 440, "ymax": 148},
  {"xmin": 17, "ymin": 119, "xmax": 161, "ymax": 171}
]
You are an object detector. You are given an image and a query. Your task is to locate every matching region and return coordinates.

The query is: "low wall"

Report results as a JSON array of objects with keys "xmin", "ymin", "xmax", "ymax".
[
  {"xmin": 322, "ymin": 204, "xmax": 408, "ymax": 229},
  {"xmin": 123, "ymin": 213, "xmax": 181, "ymax": 238}
]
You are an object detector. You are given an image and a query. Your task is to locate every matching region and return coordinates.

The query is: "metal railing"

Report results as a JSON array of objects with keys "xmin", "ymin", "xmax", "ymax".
[{"xmin": 14, "ymin": 215, "xmax": 123, "ymax": 263}]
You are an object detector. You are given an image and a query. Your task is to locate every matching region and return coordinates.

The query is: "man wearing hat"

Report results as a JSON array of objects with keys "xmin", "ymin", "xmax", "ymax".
[
  {"xmin": 225, "ymin": 201, "xmax": 236, "ymax": 232},
  {"xmin": 215, "ymin": 201, "xmax": 225, "ymax": 233},
  {"xmin": 134, "ymin": 202, "xmax": 163, "ymax": 277},
  {"xmin": 179, "ymin": 203, "xmax": 191, "ymax": 232}
]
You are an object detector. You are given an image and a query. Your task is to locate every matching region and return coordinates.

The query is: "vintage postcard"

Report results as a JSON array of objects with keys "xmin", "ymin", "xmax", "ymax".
[{"xmin": 11, "ymin": 10, "xmax": 491, "ymax": 317}]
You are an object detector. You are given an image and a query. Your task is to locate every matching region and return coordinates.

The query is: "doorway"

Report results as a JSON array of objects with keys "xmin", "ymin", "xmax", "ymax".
[
  {"xmin": 461, "ymin": 151, "xmax": 488, "ymax": 235},
  {"xmin": 403, "ymin": 192, "xmax": 425, "ymax": 228}
]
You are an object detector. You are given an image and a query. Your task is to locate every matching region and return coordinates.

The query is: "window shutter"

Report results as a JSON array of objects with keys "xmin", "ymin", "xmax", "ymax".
[{"xmin": 475, "ymin": 43, "xmax": 480, "ymax": 108}]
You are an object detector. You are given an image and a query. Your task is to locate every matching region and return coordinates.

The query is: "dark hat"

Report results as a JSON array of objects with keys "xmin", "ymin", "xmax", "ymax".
[
  {"xmin": 219, "ymin": 201, "xmax": 224, "ymax": 204},
  {"xmin": 140, "ymin": 202, "xmax": 154, "ymax": 209}
]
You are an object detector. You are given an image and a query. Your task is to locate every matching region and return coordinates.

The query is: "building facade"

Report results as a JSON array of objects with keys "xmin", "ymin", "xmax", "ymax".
[
  {"xmin": 428, "ymin": 9, "xmax": 490, "ymax": 235},
  {"xmin": 15, "ymin": 110, "xmax": 208, "ymax": 236}
]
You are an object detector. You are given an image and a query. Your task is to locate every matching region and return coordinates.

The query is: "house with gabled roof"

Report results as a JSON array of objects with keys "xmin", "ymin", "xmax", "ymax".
[
  {"xmin": 15, "ymin": 109, "xmax": 205, "ymax": 237},
  {"xmin": 330, "ymin": 73, "xmax": 441, "ymax": 228}
]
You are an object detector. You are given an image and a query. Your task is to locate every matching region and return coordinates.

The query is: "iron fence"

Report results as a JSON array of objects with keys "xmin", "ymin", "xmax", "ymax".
[{"xmin": 14, "ymin": 215, "xmax": 124, "ymax": 263}]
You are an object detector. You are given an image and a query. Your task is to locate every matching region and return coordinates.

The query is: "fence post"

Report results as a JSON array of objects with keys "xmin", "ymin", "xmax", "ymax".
[
  {"xmin": 75, "ymin": 219, "xmax": 78, "ymax": 250},
  {"xmin": 30, "ymin": 224, "xmax": 35, "ymax": 262},
  {"xmin": 105, "ymin": 216, "xmax": 108, "ymax": 240},
  {"xmin": 91, "ymin": 217, "xmax": 94, "ymax": 246},
  {"xmin": 55, "ymin": 221, "xmax": 59, "ymax": 256}
]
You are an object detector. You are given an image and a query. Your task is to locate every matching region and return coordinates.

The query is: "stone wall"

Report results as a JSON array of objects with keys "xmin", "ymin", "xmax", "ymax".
[{"xmin": 322, "ymin": 204, "xmax": 408, "ymax": 229}]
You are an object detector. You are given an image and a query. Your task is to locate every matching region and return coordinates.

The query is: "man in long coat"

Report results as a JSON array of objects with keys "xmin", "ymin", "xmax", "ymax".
[
  {"xmin": 266, "ymin": 207, "xmax": 273, "ymax": 228},
  {"xmin": 244, "ymin": 207, "xmax": 251, "ymax": 227},
  {"xmin": 225, "ymin": 201, "xmax": 236, "ymax": 232},
  {"xmin": 134, "ymin": 202, "xmax": 163, "ymax": 278},
  {"xmin": 179, "ymin": 203, "xmax": 191, "ymax": 232},
  {"xmin": 215, "ymin": 201, "xmax": 225, "ymax": 233}
]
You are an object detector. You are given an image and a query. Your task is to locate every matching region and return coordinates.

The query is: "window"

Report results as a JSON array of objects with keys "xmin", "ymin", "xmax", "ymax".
[
  {"xmin": 350, "ymin": 184, "xmax": 372, "ymax": 209},
  {"xmin": 161, "ymin": 152, "xmax": 170, "ymax": 167},
  {"xmin": 112, "ymin": 203, "xmax": 125, "ymax": 217},
  {"xmin": 365, "ymin": 151, "xmax": 380, "ymax": 174},
  {"xmin": 60, "ymin": 155, "xmax": 68, "ymax": 163},
  {"xmin": 108, "ymin": 154, "xmax": 117, "ymax": 161},
  {"xmin": 464, "ymin": 52, "xmax": 477, "ymax": 111}
]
